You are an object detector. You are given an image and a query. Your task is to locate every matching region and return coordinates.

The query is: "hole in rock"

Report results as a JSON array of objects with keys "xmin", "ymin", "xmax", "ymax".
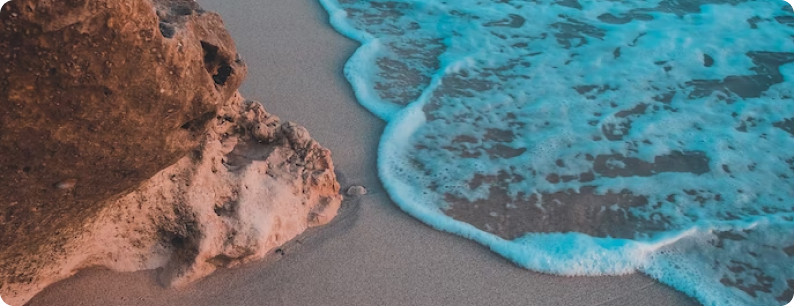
[
  {"xmin": 213, "ymin": 65, "xmax": 233, "ymax": 85},
  {"xmin": 200, "ymin": 41, "xmax": 233, "ymax": 85},
  {"xmin": 159, "ymin": 22, "xmax": 175, "ymax": 38},
  {"xmin": 201, "ymin": 41, "xmax": 219, "ymax": 69}
]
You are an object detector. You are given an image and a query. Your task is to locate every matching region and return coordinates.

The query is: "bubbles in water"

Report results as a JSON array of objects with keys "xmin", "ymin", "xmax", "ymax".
[{"xmin": 319, "ymin": 0, "xmax": 794, "ymax": 304}]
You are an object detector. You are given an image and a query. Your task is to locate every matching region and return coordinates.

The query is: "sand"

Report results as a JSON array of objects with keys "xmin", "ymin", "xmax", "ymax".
[{"xmin": 26, "ymin": 0, "xmax": 701, "ymax": 305}]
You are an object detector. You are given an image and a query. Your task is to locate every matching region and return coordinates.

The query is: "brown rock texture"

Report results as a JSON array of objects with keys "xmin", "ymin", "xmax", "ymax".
[
  {"xmin": 0, "ymin": 1, "xmax": 341, "ymax": 304},
  {"xmin": 0, "ymin": 0, "xmax": 245, "ymax": 252}
]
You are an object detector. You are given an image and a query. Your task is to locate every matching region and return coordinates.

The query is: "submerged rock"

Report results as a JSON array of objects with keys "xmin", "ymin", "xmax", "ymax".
[{"xmin": 0, "ymin": 0, "xmax": 341, "ymax": 304}]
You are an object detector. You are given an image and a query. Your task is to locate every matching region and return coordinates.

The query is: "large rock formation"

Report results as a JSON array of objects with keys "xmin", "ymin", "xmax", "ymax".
[{"xmin": 0, "ymin": 1, "xmax": 341, "ymax": 305}]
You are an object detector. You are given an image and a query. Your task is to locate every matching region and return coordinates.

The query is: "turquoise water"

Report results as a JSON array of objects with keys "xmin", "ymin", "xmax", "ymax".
[{"xmin": 318, "ymin": 0, "xmax": 794, "ymax": 305}]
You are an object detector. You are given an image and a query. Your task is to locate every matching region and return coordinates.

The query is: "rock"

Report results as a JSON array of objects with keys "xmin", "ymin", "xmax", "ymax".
[
  {"xmin": 347, "ymin": 186, "xmax": 368, "ymax": 196},
  {"xmin": 1, "ymin": 0, "xmax": 245, "ymax": 280},
  {"xmin": 0, "ymin": 1, "xmax": 341, "ymax": 304},
  {"xmin": 2, "ymin": 95, "xmax": 343, "ymax": 305},
  {"xmin": 87, "ymin": 95, "xmax": 341, "ymax": 290},
  {"xmin": 281, "ymin": 122, "xmax": 314, "ymax": 151}
]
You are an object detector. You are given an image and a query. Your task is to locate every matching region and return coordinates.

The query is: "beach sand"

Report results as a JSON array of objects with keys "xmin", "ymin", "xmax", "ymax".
[{"xmin": 26, "ymin": 0, "xmax": 701, "ymax": 305}]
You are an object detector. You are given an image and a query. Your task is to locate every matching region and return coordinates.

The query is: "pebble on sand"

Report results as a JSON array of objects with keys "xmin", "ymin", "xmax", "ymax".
[{"xmin": 346, "ymin": 186, "xmax": 367, "ymax": 196}]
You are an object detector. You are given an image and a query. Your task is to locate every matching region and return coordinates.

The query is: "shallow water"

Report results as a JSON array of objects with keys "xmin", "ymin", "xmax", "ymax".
[{"xmin": 318, "ymin": 0, "xmax": 794, "ymax": 305}]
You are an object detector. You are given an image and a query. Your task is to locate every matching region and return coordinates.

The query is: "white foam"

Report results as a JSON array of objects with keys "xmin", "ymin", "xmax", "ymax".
[{"xmin": 320, "ymin": 0, "xmax": 794, "ymax": 304}]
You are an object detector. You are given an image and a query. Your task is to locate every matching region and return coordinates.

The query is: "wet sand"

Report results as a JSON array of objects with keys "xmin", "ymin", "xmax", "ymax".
[{"xmin": 26, "ymin": 0, "xmax": 700, "ymax": 305}]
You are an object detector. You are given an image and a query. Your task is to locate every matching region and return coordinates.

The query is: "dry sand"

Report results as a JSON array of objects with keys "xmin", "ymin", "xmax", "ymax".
[{"xmin": 27, "ymin": 0, "xmax": 701, "ymax": 305}]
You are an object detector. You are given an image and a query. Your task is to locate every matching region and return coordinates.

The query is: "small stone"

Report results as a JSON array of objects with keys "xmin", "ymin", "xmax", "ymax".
[
  {"xmin": 346, "ymin": 186, "xmax": 367, "ymax": 196},
  {"xmin": 55, "ymin": 179, "xmax": 77, "ymax": 190}
]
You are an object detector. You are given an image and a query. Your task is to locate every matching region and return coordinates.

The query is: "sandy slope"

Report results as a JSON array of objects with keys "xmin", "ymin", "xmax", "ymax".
[{"xmin": 26, "ymin": 0, "xmax": 700, "ymax": 305}]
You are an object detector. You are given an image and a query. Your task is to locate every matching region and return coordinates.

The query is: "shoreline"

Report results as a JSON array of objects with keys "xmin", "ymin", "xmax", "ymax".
[{"xmin": 27, "ymin": 0, "xmax": 701, "ymax": 305}]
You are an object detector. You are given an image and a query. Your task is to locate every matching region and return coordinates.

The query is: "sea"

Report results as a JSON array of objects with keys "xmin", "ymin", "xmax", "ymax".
[{"xmin": 318, "ymin": 0, "xmax": 794, "ymax": 305}]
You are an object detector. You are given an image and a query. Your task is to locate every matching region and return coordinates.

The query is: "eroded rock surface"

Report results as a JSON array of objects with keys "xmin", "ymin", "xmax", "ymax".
[{"xmin": 0, "ymin": 1, "xmax": 341, "ymax": 304}]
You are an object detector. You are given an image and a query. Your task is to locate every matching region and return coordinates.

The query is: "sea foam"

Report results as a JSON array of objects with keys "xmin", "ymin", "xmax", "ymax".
[{"xmin": 319, "ymin": 0, "xmax": 794, "ymax": 304}]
